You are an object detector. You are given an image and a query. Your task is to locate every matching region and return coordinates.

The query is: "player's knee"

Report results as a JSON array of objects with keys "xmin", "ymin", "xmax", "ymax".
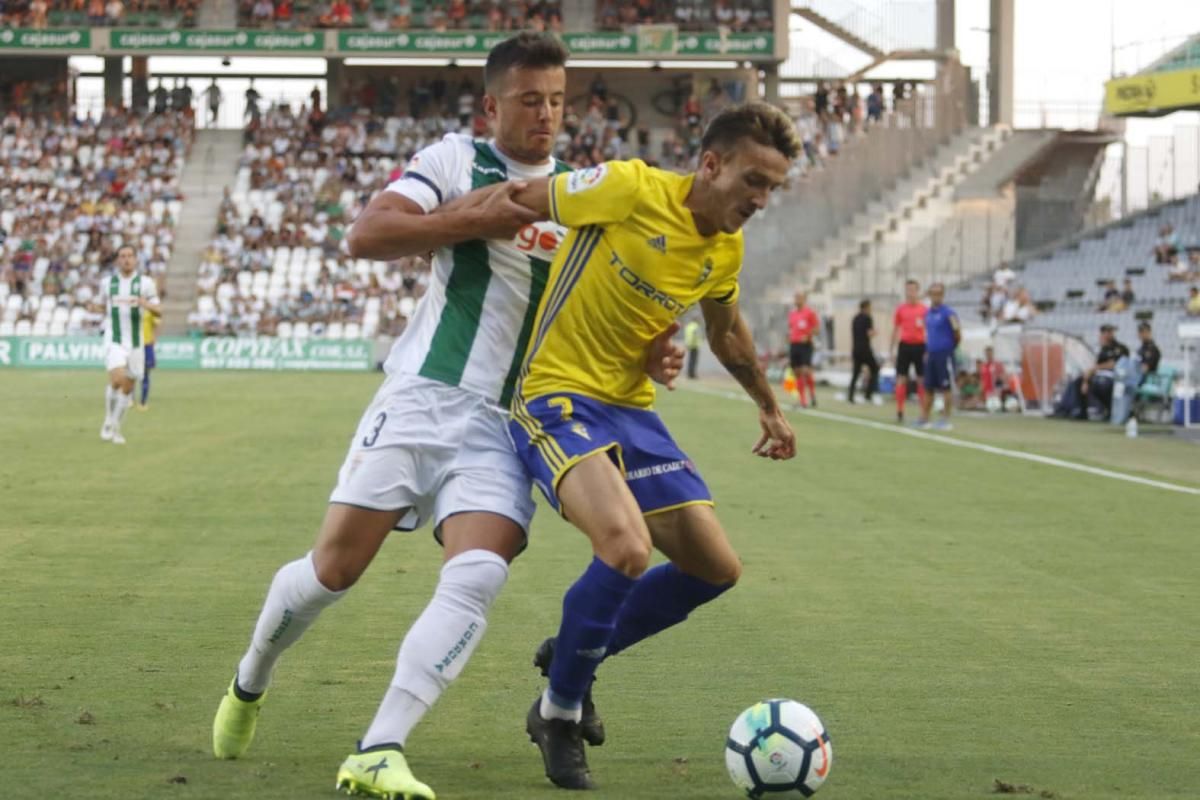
[
  {"xmin": 598, "ymin": 533, "xmax": 652, "ymax": 578},
  {"xmin": 311, "ymin": 549, "xmax": 365, "ymax": 592},
  {"xmin": 715, "ymin": 556, "xmax": 742, "ymax": 587}
]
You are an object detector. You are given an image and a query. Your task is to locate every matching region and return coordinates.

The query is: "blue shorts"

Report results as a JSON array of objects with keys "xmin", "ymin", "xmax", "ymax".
[
  {"xmin": 924, "ymin": 350, "xmax": 955, "ymax": 391},
  {"xmin": 144, "ymin": 343, "xmax": 156, "ymax": 369},
  {"xmin": 509, "ymin": 393, "xmax": 712, "ymax": 516}
]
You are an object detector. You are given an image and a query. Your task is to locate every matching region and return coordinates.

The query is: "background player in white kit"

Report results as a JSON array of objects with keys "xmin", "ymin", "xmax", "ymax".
[
  {"xmin": 211, "ymin": 33, "xmax": 682, "ymax": 800},
  {"xmin": 99, "ymin": 244, "xmax": 161, "ymax": 445}
]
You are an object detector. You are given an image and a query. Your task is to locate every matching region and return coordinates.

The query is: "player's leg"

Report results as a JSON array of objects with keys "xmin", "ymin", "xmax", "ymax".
[
  {"xmin": 101, "ymin": 345, "xmax": 127, "ymax": 439},
  {"xmin": 895, "ymin": 347, "xmax": 911, "ymax": 421},
  {"xmin": 110, "ymin": 348, "xmax": 143, "ymax": 443},
  {"xmin": 919, "ymin": 353, "xmax": 934, "ymax": 425},
  {"xmin": 913, "ymin": 344, "xmax": 928, "ymax": 411},
  {"xmin": 535, "ymin": 453, "xmax": 649, "ymax": 790},
  {"xmin": 789, "ymin": 345, "xmax": 806, "ymax": 406},
  {"xmin": 605, "ymin": 504, "xmax": 739, "ymax": 660},
  {"xmin": 866, "ymin": 352, "xmax": 881, "ymax": 402},
  {"xmin": 848, "ymin": 354, "xmax": 862, "ymax": 403},
  {"xmin": 337, "ymin": 511, "xmax": 522, "ymax": 800},
  {"xmin": 214, "ymin": 504, "xmax": 403, "ymax": 759},
  {"xmin": 139, "ymin": 344, "xmax": 154, "ymax": 408}
]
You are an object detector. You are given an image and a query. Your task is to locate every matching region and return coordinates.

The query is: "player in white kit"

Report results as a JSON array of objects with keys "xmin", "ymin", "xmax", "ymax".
[
  {"xmin": 100, "ymin": 244, "xmax": 161, "ymax": 445},
  {"xmin": 211, "ymin": 34, "xmax": 682, "ymax": 800}
]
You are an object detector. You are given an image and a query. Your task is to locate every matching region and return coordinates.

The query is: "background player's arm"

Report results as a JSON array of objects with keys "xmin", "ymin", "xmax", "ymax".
[
  {"xmin": 701, "ymin": 298, "xmax": 795, "ymax": 460},
  {"xmin": 348, "ymin": 186, "xmax": 539, "ymax": 261}
]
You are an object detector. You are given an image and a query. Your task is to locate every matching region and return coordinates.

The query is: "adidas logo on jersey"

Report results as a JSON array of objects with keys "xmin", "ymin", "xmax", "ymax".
[{"xmin": 646, "ymin": 235, "xmax": 667, "ymax": 253}]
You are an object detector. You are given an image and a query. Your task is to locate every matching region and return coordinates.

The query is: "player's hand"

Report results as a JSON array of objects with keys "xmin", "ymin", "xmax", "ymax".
[
  {"xmin": 441, "ymin": 181, "xmax": 540, "ymax": 240},
  {"xmin": 645, "ymin": 321, "xmax": 684, "ymax": 390},
  {"xmin": 752, "ymin": 406, "xmax": 796, "ymax": 461}
]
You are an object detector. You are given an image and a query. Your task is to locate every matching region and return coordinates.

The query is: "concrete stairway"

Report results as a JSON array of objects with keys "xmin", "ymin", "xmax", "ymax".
[{"xmin": 161, "ymin": 129, "xmax": 242, "ymax": 335}]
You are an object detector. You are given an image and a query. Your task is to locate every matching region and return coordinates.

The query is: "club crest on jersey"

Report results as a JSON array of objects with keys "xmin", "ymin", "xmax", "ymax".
[
  {"xmin": 695, "ymin": 258, "xmax": 713, "ymax": 287},
  {"xmin": 570, "ymin": 422, "xmax": 591, "ymax": 441},
  {"xmin": 646, "ymin": 234, "xmax": 667, "ymax": 254},
  {"xmin": 566, "ymin": 164, "xmax": 607, "ymax": 194}
]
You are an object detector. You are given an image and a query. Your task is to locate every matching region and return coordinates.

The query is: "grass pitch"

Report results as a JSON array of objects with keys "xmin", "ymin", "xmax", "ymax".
[{"xmin": 1, "ymin": 370, "xmax": 1197, "ymax": 799}]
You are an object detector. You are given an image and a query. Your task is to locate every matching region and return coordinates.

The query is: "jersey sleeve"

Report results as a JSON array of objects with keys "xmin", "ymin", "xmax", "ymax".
[
  {"xmin": 384, "ymin": 136, "xmax": 460, "ymax": 213},
  {"xmin": 548, "ymin": 160, "xmax": 643, "ymax": 227}
]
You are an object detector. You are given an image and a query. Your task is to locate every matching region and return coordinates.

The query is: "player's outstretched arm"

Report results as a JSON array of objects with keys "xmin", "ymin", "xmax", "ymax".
[
  {"xmin": 347, "ymin": 182, "xmax": 541, "ymax": 261},
  {"xmin": 439, "ymin": 177, "xmax": 554, "ymax": 221},
  {"xmin": 701, "ymin": 298, "xmax": 796, "ymax": 461}
]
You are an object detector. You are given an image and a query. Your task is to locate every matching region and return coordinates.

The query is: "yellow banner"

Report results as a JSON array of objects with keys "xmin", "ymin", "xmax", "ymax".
[{"xmin": 1105, "ymin": 68, "xmax": 1200, "ymax": 116}]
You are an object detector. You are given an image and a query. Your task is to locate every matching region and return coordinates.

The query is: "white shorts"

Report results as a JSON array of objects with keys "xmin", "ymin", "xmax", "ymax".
[
  {"xmin": 329, "ymin": 375, "xmax": 536, "ymax": 538},
  {"xmin": 105, "ymin": 343, "xmax": 145, "ymax": 381}
]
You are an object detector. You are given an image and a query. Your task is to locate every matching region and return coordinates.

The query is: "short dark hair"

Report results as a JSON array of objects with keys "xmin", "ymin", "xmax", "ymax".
[
  {"xmin": 117, "ymin": 244, "xmax": 137, "ymax": 256},
  {"xmin": 700, "ymin": 101, "xmax": 802, "ymax": 161},
  {"xmin": 905, "ymin": 279, "xmax": 919, "ymax": 288},
  {"xmin": 859, "ymin": 299, "xmax": 870, "ymax": 310},
  {"xmin": 484, "ymin": 32, "xmax": 568, "ymax": 90},
  {"xmin": 1138, "ymin": 321, "xmax": 1152, "ymax": 332}
]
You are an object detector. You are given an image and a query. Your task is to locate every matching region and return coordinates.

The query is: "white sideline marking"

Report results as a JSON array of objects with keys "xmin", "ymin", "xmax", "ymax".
[{"xmin": 682, "ymin": 384, "xmax": 1200, "ymax": 497}]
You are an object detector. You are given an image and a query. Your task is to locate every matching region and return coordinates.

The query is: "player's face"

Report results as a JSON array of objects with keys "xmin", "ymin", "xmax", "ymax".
[
  {"xmin": 929, "ymin": 284, "xmax": 944, "ymax": 305},
  {"xmin": 117, "ymin": 247, "xmax": 137, "ymax": 274},
  {"xmin": 794, "ymin": 291, "xmax": 806, "ymax": 308},
  {"xmin": 486, "ymin": 66, "xmax": 566, "ymax": 164},
  {"xmin": 905, "ymin": 283, "xmax": 919, "ymax": 304},
  {"xmin": 702, "ymin": 140, "xmax": 790, "ymax": 234}
]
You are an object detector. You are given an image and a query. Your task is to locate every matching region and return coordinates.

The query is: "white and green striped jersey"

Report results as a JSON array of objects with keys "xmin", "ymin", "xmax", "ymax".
[
  {"xmin": 381, "ymin": 133, "xmax": 572, "ymax": 409},
  {"xmin": 104, "ymin": 271, "xmax": 159, "ymax": 349}
]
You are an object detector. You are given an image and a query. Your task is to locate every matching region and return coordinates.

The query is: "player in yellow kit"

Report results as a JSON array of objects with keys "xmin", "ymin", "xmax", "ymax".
[
  {"xmin": 139, "ymin": 291, "xmax": 162, "ymax": 410},
  {"xmin": 498, "ymin": 102, "xmax": 802, "ymax": 789}
]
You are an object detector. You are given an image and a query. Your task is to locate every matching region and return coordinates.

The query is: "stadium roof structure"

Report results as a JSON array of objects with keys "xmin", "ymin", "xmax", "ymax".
[{"xmin": 1103, "ymin": 32, "xmax": 1200, "ymax": 117}]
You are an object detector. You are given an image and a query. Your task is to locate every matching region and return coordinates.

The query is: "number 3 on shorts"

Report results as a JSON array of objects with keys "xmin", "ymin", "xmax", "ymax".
[{"xmin": 362, "ymin": 412, "xmax": 387, "ymax": 447}]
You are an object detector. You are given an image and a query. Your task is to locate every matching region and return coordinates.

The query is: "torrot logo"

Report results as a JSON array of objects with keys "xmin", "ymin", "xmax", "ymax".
[{"xmin": 0, "ymin": 340, "xmax": 11, "ymax": 365}]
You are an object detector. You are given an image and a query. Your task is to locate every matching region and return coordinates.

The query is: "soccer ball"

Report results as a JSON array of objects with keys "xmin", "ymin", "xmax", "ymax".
[{"xmin": 725, "ymin": 699, "xmax": 831, "ymax": 798}]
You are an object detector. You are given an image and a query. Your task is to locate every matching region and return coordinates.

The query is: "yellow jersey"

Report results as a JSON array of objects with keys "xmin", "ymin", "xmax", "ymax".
[
  {"xmin": 520, "ymin": 159, "xmax": 742, "ymax": 409},
  {"xmin": 143, "ymin": 308, "xmax": 161, "ymax": 345}
]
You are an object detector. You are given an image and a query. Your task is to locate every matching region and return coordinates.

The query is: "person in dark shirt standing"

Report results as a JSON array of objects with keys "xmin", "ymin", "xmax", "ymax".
[
  {"xmin": 1073, "ymin": 324, "xmax": 1130, "ymax": 419},
  {"xmin": 1137, "ymin": 321, "xmax": 1160, "ymax": 385},
  {"xmin": 848, "ymin": 299, "xmax": 879, "ymax": 404}
]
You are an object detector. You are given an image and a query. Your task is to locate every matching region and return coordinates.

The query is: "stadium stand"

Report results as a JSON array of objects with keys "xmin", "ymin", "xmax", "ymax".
[
  {"xmin": 0, "ymin": 108, "xmax": 192, "ymax": 337},
  {"xmin": 188, "ymin": 103, "xmax": 441, "ymax": 338},
  {"xmin": 239, "ymin": 0, "xmax": 563, "ymax": 31},
  {"xmin": 946, "ymin": 194, "xmax": 1200, "ymax": 364},
  {"xmin": 596, "ymin": 0, "xmax": 772, "ymax": 32},
  {"xmin": 1, "ymin": 0, "xmax": 200, "ymax": 28}
]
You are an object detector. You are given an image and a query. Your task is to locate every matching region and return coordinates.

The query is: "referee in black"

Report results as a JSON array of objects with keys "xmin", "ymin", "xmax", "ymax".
[{"xmin": 848, "ymin": 299, "xmax": 880, "ymax": 404}]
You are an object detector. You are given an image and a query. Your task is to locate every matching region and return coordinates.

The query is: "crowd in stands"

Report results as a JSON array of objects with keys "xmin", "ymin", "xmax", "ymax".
[
  {"xmin": 0, "ymin": 78, "xmax": 66, "ymax": 119},
  {"xmin": 0, "ymin": 107, "xmax": 192, "ymax": 337},
  {"xmin": 188, "ymin": 102, "xmax": 437, "ymax": 338},
  {"xmin": 596, "ymin": 0, "xmax": 772, "ymax": 32},
  {"xmin": 1, "ymin": 0, "xmax": 199, "ymax": 27},
  {"xmin": 239, "ymin": 0, "xmax": 562, "ymax": 31}
]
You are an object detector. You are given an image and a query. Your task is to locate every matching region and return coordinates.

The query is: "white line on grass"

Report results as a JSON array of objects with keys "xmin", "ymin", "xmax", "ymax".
[{"xmin": 682, "ymin": 384, "xmax": 1200, "ymax": 497}]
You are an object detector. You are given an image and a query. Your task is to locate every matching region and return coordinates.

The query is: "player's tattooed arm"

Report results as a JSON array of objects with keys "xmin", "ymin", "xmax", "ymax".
[
  {"xmin": 701, "ymin": 298, "xmax": 778, "ymax": 413},
  {"xmin": 702, "ymin": 297, "xmax": 796, "ymax": 460}
]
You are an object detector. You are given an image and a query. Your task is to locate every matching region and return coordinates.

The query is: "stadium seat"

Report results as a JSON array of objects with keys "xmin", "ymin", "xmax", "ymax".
[
  {"xmin": 399, "ymin": 296, "xmax": 416, "ymax": 317},
  {"xmin": 326, "ymin": 321, "xmax": 345, "ymax": 339},
  {"xmin": 5, "ymin": 295, "xmax": 23, "ymax": 317},
  {"xmin": 0, "ymin": 321, "xmax": 13, "ymax": 336},
  {"xmin": 276, "ymin": 321, "xmax": 294, "ymax": 338},
  {"xmin": 14, "ymin": 320, "xmax": 32, "ymax": 336},
  {"xmin": 292, "ymin": 321, "xmax": 311, "ymax": 338},
  {"xmin": 344, "ymin": 322, "xmax": 362, "ymax": 339},
  {"xmin": 48, "ymin": 320, "xmax": 67, "ymax": 336}
]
